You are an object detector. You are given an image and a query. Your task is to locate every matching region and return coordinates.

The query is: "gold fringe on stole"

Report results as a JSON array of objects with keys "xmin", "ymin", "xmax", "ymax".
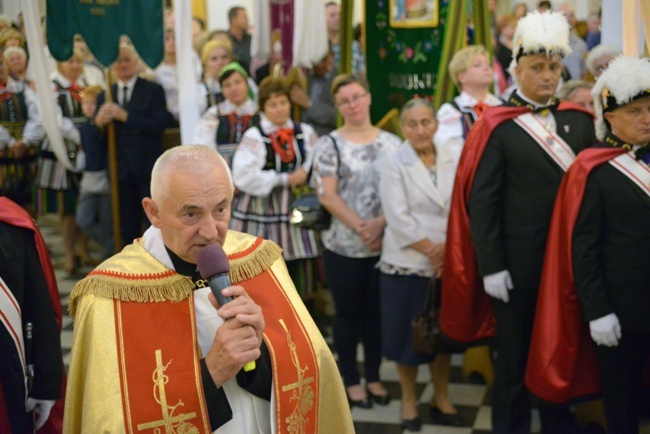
[
  {"xmin": 68, "ymin": 242, "xmax": 195, "ymax": 318},
  {"xmin": 69, "ymin": 274, "xmax": 194, "ymax": 318},
  {"xmin": 69, "ymin": 235, "xmax": 282, "ymax": 318},
  {"xmin": 228, "ymin": 240, "xmax": 283, "ymax": 284}
]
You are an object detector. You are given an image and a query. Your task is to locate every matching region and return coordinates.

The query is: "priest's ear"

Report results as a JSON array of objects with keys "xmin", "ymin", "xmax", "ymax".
[{"xmin": 142, "ymin": 197, "xmax": 162, "ymax": 228}]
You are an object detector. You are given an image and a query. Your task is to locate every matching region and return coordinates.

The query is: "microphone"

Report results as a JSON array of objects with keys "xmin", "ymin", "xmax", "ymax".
[{"xmin": 197, "ymin": 244, "xmax": 256, "ymax": 372}]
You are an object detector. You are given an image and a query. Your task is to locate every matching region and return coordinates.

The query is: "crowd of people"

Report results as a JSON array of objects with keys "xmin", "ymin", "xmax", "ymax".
[{"xmin": 0, "ymin": 2, "xmax": 649, "ymax": 433}]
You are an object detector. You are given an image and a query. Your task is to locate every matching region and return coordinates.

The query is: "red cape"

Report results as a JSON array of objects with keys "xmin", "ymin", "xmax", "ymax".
[
  {"xmin": 524, "ymin": 147, "xmax": 629, "ymax": 403},
  {"xmin": 440, "ymin": 102, "xmax": 592, "ymax": 344},
  {"xmin": 0, "ymin": 197, "xmax": 65, "ymax": 433}
]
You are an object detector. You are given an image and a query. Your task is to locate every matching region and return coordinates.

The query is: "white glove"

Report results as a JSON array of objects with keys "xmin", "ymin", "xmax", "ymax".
[
  {"xmin": 26, "ymin": 398, "xmax": 56, "ymax": 430},
  {"xmin": 483, "ymin": 270, "xmax": 514, "ymax": 303},
  {"xmin": 589, "ymin": 313, "xmax": 621, "ymax": 347}
]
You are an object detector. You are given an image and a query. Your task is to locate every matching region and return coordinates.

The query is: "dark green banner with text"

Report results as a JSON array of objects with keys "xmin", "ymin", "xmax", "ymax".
[
  {"xmin": 366, "ymin": 0, "xmax": 448, "ymax": 123},
  {"xmin": 46, "ymin": 0, "xmax": 164, "ymax": 68}
]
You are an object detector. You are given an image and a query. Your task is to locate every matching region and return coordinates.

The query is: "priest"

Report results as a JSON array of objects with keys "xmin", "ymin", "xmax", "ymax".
[{"xmin": 63, "ymin": 145, "xmax": 353, "ymax": 433}]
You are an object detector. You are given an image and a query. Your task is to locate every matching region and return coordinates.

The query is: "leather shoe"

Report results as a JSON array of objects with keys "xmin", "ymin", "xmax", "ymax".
[
  {"xmin": 430, "ymin": 404, "xmax": 463, "ymax": 427},
  {"xmin": 366, "ymin": 389, "xmax": 390, "ymax": 406},
  {"xmin": 347, "ymin": 396, "xmax": 373, "ymax": 409},
  {"xmin": 401, "ymin": 417, "xmax": 422, "ymax": 432}
]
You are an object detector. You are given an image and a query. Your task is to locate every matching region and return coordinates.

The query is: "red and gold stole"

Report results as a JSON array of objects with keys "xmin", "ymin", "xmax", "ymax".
[
  {"xmin": 112, "ymin": 273, "xmax": 211, "ymax": 433},
  {"xmin": 229, "ymin": 237, "xmax": 320, "ymax": 433}
]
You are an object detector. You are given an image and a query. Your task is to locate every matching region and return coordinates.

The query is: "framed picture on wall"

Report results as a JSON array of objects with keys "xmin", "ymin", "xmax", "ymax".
[{"xmin": 389, "ymin": 0, "xmax": 439, "ymax": 28}]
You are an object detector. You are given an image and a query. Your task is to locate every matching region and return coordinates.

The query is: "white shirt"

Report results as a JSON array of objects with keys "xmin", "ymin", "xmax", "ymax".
[
  {"xmin": 193, "ymin": 99, "xmax": 258, "ymax": 150},
  {"xmin": 116, "ymin": 75, "xmax": 138, "ymax": 106},
  {"xmin": 434, "ymin": 91, "xmax": 502, "ymax": 166},
  {"xmin": 232, "ymin": 115, "xmax": 318, "ymax": 196},
  {"xmin": 0, "ymin": 80, "xmax": 44, "ymax": 148}
]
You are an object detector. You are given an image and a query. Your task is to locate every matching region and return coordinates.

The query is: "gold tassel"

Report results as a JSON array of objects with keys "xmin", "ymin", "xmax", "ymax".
[
  {"xmin": 69, "ymin": 274, "xmax": 194, "ymax": 318},
  {"xmin": 229, "ymin": 240, "xmax": 283, "ymax": 284}
]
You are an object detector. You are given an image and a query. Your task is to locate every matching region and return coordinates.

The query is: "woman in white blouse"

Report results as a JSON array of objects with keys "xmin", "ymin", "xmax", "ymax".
[
  {"xmin": 313, "ymin": 74, "xmax": 401, "ymax": 409},
  {"xmin": 378, "ymin": 99, "xmax": 462, "ymax": 431},
  {"xmin": 193, "ymin": 62, "xmax": 259, "ymax": 167},
  {"xmin": 36, "ymin": 48, "xmax": 89, "ymax": 274},
  {"xmin": 230, "ymin": 76, "xmax": 321, "ymax": 298}
]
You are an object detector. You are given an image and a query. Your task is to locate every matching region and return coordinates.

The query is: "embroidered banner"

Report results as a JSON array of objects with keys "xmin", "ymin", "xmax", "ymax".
[
  {"xmin": 366, "ymin": 0, "xmax": 445, "ymax": 123},
  {"xmin": 114, "ymin": 298, "xmax": 211, "ymax": 434}
]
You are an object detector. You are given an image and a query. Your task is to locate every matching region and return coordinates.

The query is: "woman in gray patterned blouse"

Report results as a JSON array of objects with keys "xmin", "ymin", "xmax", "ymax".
[{"xmin": 313, "ymin": 74, "xmax": 401, "ymax": 409}]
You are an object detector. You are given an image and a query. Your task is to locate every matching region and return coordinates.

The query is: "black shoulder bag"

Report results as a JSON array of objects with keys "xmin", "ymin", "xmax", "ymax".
[{"xmin": 289, "ymin": 134, "xmax": 339, "ymax": 231}]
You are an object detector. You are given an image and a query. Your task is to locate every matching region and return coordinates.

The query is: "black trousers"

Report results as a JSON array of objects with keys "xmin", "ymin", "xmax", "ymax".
[
  {"xmin": 492, "ymin": 287, "xmax": 578, "ymax": 434},
  {"xmin": 595, "ymin": 331, "xmax": 650, "ymax": 434},
  {"xmin": 323, "ymin": 249, "xmax": 382, "ymax": 387},
  {"xmin": 118, "ymin": 177, "xmax": 151, "ymax": 246}
]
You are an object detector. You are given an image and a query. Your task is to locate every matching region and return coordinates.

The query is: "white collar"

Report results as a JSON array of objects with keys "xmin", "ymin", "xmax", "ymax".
[
  {"xmin": 141, "ymin": 226, "xmax": 175, "ymax": 270},
  {"xmin": 516, "ymin": 89, "xmax": 552, "ymax": 109},
  {"xmin": 259, "ymin": 113, "xmax": 293, "ymax": 134},
  {"xmin": 205, "ymin": 78, "xmax": 221, "ymax": 91},
  {"xmin": 218, "ymin": 98, "xmax": 257, "ymax": 116},
  {"xmin": 455, "ymin": 91, "xmax": 501, "ymax": 108},
  {"xmin": 53, "ymin": 73, "xmax": 86, "ymax": 88},
  {"xmin": 117, "ymin": 75, "xmax": 138, "ymax": 91},
  {"xmin": 4, "ymin": 77, "xmax": 24, "ymax": 93}
]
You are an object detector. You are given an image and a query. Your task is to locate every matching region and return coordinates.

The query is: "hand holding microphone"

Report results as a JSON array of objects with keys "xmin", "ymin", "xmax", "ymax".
[{"xmin": 197, "ymin": 244, "xmax": 260, "ymax": 373}]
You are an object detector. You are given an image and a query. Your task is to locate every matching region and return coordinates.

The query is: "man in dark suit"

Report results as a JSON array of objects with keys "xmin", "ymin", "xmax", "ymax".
[
  {"xmin": 443, "ymin": 12, "xmax": 595, "ymax": 434},
  {"xmin": 569, "ymin": 56, "xmax": 650, "ymax": 433},
  {"xmin": 95, "ymin": 43, "xmax": 170, "ymax": 247}
]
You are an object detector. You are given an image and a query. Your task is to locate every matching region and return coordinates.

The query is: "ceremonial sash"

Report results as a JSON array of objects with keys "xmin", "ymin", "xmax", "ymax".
[
  {"xmin": 513, "ymin": 113, "xmax": 576, "ymax": 171},
  {"xmin": 0, "ymin": 276, "xmax": 27, "ymax": 398},
  {"xmin": 609, "ymin": 152, "xmax": 650, "ymax": 198},
  {"xmin": 114, "ymin": 297, "xmax": 212, "ymax": 434}
]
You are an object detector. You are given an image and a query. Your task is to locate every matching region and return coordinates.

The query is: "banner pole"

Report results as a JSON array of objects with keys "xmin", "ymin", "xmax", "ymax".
[
  {"xmin": 104, "ymin": 69, "xmax": 122, "ymax": 253},
  {"xmin": 339, "ymin": 0, "xmax": 354, "ymax": 75}
]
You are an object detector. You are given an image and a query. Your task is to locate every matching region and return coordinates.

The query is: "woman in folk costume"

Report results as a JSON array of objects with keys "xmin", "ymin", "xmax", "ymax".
[
  {"xmin": 4, "ymin": 46, "xmax": 32, "ymax": 89},
  {"xmin": 194, "ymin": 62, "xmax": 259, "ymax": 167},
  {"xmin": 0, "ymin": 48, "xmax": 43, "ymax": 210},
  {"xmin": 230, "ymin": 76, "xmax": 321, "ymax": 298},
  {"xmin": 197, "ymin": 39, "xmax": 259, "ymax": 115},
  {"xmin": 35, "ymin": 48, "xmax": 89, "ymax": 275}
]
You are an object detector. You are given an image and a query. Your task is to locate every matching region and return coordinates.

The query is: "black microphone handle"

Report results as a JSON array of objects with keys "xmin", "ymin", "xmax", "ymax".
[{"xmin": 207, "ymin": 273, "xmax": 235, "ymax": 307}]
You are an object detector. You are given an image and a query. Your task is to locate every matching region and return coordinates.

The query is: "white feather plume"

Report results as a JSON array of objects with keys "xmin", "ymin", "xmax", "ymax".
[
  {"xmin": 592, "ymin": 56, "xmax": 650, "ymax": 140},
  {"xmin": 507, "ymin": 11, "xmax": 572, "ymax": 79}
]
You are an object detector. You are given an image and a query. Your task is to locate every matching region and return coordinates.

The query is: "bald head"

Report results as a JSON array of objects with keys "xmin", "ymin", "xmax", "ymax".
[{"xmin": 150, "ymin": 145, "xmax": 233, "ymax": 203}]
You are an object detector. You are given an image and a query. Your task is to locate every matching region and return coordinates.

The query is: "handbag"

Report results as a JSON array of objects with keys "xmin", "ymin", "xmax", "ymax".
[
  {"xmin": 289, "ymin": 134, "xmax": 339, "ymax": 231},
  {"xmin": 412, "ymin": 277, "xmax": 442, "ymax": 355}
]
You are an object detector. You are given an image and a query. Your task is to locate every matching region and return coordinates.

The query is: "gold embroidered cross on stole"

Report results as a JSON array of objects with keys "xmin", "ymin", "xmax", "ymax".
[
  {"xmin": 279, "ymin": 319, "xmax": 315, "ymax": 434},
  {"xmin": 136, "ymin": 350, "xmax": 198, "ymax": 433}
]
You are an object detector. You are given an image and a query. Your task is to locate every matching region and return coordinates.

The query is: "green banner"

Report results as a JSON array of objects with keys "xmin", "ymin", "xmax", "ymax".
[
  {"xmin": 46, "ymin": 0, "xmax": 164, "ymax": 68},
  {"xmin": 366, "ymin": 0, "xmax": 448, "ymax": 123}
]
